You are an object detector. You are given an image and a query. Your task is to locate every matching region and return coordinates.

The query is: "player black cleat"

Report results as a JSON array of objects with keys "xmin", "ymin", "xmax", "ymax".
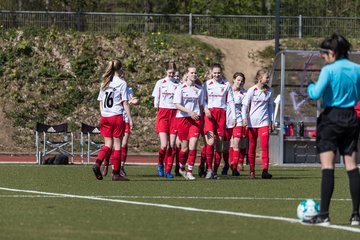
[
  {"xmin": 92, "ymin": 165, "xmax": 103, "ymax": 180},
  {"xmin": 261, "ymin": 170, "xmax": 272, "ymax": 179},
  {"xmin": 350, "ymin": 212, "xmax": 360, "ymax": 226},
  {"xmin": 198, "ymin": 165, "xmax": 206, "ymax": 178},
  {"xmin": 302, "ymin": 214, "xmax": 330, "ymax": 226},
  {"xmin": 221, "ymin": 164, "xmax": 229, "ymax": 175},
  {"xmin": 112, "ymin": 174, "xmax": 129, "ymax": 181}
]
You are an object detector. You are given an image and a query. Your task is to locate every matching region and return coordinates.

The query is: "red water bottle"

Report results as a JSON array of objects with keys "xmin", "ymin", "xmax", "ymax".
[{"xmin": 289, "ymin": 123, "xmax": 294, "ymax": 136}]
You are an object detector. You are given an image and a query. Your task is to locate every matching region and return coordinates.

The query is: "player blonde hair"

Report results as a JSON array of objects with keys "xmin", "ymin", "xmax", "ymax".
[
  {"xmin": 101, "ymin": 60, "xmax": 123, "ymax": 90},
  {"xmin": 254, "ymin": 68, "xmax": 269, "ymax": 84}
]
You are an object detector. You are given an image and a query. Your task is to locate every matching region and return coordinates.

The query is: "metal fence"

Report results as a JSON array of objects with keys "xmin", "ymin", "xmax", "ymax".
[{"xmin": 1, "ymin": 11, "xmax": 360, "ymax": 40}]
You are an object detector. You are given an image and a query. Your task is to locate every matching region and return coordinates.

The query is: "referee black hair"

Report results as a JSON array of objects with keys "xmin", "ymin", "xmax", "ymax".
[{"xmin": 320, "ymin": 33, "xmax": 351, "ymax": 60}]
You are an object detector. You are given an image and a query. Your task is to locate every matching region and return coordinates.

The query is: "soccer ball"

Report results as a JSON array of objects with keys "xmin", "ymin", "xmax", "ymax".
[{"xmin": 297, "ymin": 199, "xmax": 320, "ymax": 221}]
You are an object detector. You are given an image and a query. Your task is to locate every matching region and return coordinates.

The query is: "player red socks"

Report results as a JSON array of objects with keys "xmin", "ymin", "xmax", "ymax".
[
  {"xmin": 214, "ymin": 151, "xmax": 222, "ymax": 173},
  {"xmin": 158, "ymin": 148, "xmax": 166, "ymax": 166},
  {"xmin": 166, "ymin": 147, "xmax": 176, "ymax": 173},
  {"xmin": 95, "ymin": 146, "xmax": 111, "ymax": 167},
  {"xmin": 206, "ymin": 145, "xmax": 214, "ymax": 170},
  {"xmin": 110, "ymin": 150, "xmax": 121, "ymax": 175},
  {"xmin": 187, "ymin": 150, "xmax": 197, "ymax": 173}
]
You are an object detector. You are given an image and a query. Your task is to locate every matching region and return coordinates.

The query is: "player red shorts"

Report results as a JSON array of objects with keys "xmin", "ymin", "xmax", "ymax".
[
  {"xmin": 224, "ymin": 127, "xmax": 233, "ymax": 141},
  {"xmin": 156, "ymin": 108, "xmax": 177, "ymax": 135},
  {"xmin": 204, "ymin": 108, "xmax": 226, "ymax": 137},
  {"xmin": 100, "ymin": 115, "xmax": 124, "ymax": 138},
  {"xmin": 124, "ymin": 122, "xmax": 131, "ymax": 134},
  {"xmin": 177, "ymin": 117, "xmax": 201, "ymax": 141},
  {"xmin": 233, "ymin": 126, "xmax": 246, "ymax": 139}
]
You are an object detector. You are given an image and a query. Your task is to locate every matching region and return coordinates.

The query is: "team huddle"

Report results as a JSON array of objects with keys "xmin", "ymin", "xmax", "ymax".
[
  {"xmin": 92, "ymin": 60, "xmax": 274, "ymax": 181},
  {"xmin": 152, "ymin": 62, "xmax": 274, "ymax": 180}
]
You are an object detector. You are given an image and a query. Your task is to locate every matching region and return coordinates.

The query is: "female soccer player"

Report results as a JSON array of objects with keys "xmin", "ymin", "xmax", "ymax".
[
  {"xmin": 174, "ymin": 70, "xmax": 182, "ymax": 176},
  {"xmin": 92, "ymin": 59, "xmax": 133, "ymax": 181},
  {"xmin": 198, "ymin": 69, "xmax": 213, "ymax": 177},
  {"xmin": 203, "ymin": 63, "xmax": 235, "ymax": 179},
  {"xmin": 173, "ymin": 67, "xmax": 204, "ymax": 180},
  {"xmin": 119, "ymin": 87, "xmax": 139, "ymax": 176},
  {"xmin": 242, "ymin": 69, "xmax": 274, "ymax": 179},
  {"xmin": 221, "ymin": 100, "xmax": 235, "ymax": 175},
  {"xmin": 306, "ymin": 33, "xmax": 360, "ymax": 225},
  {"xmin": 152, "ymin": 61, "xmax": 180, "ymax": 178},
  {"xmin": 229, "ymin": 72, "xmax": 247, "ymax": 176}
]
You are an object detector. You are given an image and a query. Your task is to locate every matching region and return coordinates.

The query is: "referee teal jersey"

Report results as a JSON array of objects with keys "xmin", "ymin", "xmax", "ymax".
[{"xmin": 308, "ymin": 58, "xmax": 360, "ymax": 108}]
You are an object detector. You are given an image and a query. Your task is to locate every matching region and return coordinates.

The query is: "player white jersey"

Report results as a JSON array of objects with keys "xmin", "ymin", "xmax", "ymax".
[
  {"xmin": 173, "ymin": 83, "xmax": 204, "ymax": 118},
  {"xmin": 203, "ymin": 79, "xmax": 235, "ymax": 110},
  {"xmin": 152, "ymin": 77, "xmax": 180, "ymax": 109},
  {"xmin": 242, "ymin": 85, "xmax": 274, "ymax": 128},
  {"xmin": 233, "ymin": 89, "xmax": 247, "ymax": 126},
  {"xmin": 97, "ymin": 76, "xmax": 128, "ymax": 117},
  {"xmin": 123, "ymin": 87, "xmax": 134, "ymax": 123}
]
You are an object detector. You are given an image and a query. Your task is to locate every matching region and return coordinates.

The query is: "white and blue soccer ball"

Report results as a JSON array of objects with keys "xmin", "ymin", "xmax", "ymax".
[{"xmin": 297, "ymin": 199, "xmax": 320, "ymax": 221}]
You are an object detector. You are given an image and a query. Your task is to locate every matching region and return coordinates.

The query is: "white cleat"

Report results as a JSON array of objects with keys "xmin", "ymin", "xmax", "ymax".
[
  {"xmin": 186, "ymin": 172, "xmax": 196, "ymax": 180},
  {"xmin": 205, "ymin": 170, "xmax": 213, "ymax": 179},
  {"xmin": 179, "ymin": 169, "xmax": 187, "ymax": 179}
]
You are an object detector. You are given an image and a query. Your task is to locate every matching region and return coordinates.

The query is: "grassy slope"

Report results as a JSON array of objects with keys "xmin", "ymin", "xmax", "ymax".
[{"xmin": 0, "ymin": 27, "xmax": 222, "ymax": 153}]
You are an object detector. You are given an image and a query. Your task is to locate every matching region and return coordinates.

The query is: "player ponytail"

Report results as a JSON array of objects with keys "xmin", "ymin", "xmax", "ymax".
[{"xmin": 101, "ymin": 60, "xmax": 123, "ymax": 90}]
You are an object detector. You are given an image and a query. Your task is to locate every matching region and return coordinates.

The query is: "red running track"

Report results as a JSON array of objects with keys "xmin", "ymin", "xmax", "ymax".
[
  {"xmin": 0, "ymin": 154, "xmax": 158, "ymax": 164},
  {"xmin": 0, "ymin": 154, "xmax": 261, "ymax": 165}
]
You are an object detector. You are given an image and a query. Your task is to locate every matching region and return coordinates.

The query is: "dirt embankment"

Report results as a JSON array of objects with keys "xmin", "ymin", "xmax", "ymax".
[{"xmin": 194, "ymin": 35, "xmax": 274, "ymax": 88}]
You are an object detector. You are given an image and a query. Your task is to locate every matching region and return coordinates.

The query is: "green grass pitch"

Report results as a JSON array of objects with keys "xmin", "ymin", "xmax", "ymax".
[{"xmin": 0, "ymin": 164, "xmax": 359, "ymax": 240}]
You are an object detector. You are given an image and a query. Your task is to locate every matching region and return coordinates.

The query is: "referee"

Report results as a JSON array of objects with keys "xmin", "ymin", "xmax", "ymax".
[{"xmin": 306, "ymin": 33, "xmax": 360, "ymax": 225}]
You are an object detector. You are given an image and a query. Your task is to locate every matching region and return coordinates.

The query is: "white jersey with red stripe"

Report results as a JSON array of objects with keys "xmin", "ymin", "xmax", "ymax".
[
  {"xmin": 233, "ymin": 89, "xmax": 247, "ymax": 126},
  {"xmin": 241, "ymin": 85, "xmax": 274, "ymax": 128},
  {"xmin": 173, "ymin": 83, "xmax": 204, "ymax": 118},
  {"xmin": 123, "ymin": 87, "xmax": 134, "ymax": 123},
  {"xmin": 203, "ymin": 78, "xmax": 236, "ymax": 123},
  {"xmin": 152, "ymin": 77, "xmax": 180, "ymax": 109},
  {"xmin": 97, "ymin": 76, "xmax": 128, "ymax": 117}
]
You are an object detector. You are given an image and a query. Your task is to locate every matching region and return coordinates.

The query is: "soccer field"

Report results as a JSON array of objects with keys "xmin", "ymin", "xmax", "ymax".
[{"xmin": 0, "ymin": 164, "xmax": 359, "ymax": 240}]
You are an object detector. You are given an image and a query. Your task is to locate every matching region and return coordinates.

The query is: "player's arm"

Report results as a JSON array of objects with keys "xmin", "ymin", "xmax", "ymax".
[
  {"xmin": 123, "ymin": 101, "xmax": 133, "ymax": 130},
  {"xmin": 241, "ymin": 88, "xmax": 252, "ymax": 126},
  {"xmin": 176, "ymin": 103, "xmax": 199, "ymax": 120},
  {"xmin": 268, "ymin": 91, "xmax": 275, "ymax": 132},
  {"xmin": 202, "ymin": 83, "xmax": 212, "ymax": 118},
  {"xmin": 227, "ymin": 86, "xmax": 236, "ymax": 126}
]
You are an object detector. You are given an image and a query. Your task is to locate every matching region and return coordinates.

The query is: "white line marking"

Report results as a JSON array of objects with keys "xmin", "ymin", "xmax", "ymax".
[
  {"xmin": 0, "ymin": 187, "xmax": 359, "ymax": 233},
  {"xmin": 0, "ymin": 194, "xmax": 352, "ymax": 202}
]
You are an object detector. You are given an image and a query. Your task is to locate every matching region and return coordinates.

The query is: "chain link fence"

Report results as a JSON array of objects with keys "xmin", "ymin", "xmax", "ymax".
[{"xmin": 1, "ymin": 11, "xmax": 360, "ymax": 40}]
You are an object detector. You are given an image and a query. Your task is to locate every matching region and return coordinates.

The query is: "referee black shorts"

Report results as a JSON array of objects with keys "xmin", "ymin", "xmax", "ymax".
[{"xmin": 316, "ymin": 107, "xmax": 359, "ymax": 155}]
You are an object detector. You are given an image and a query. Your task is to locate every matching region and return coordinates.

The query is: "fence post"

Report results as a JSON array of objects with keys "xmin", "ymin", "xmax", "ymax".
[
  {"xmin": 189, "ymin": 13, "xmax": 193, "ymax": 35},
  {"xmin": 298, "ymin": 15, "xmax": 302, "ymax": 39},
  {"xmin": 76, "ymin": 10, "xmax": 81, "ymax": 31}
]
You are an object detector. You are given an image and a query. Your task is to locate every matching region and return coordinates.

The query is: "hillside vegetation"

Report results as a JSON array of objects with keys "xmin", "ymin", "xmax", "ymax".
[{"xmin": 0, "ymin": 27, "xmax": 222, "ymax": 153}]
